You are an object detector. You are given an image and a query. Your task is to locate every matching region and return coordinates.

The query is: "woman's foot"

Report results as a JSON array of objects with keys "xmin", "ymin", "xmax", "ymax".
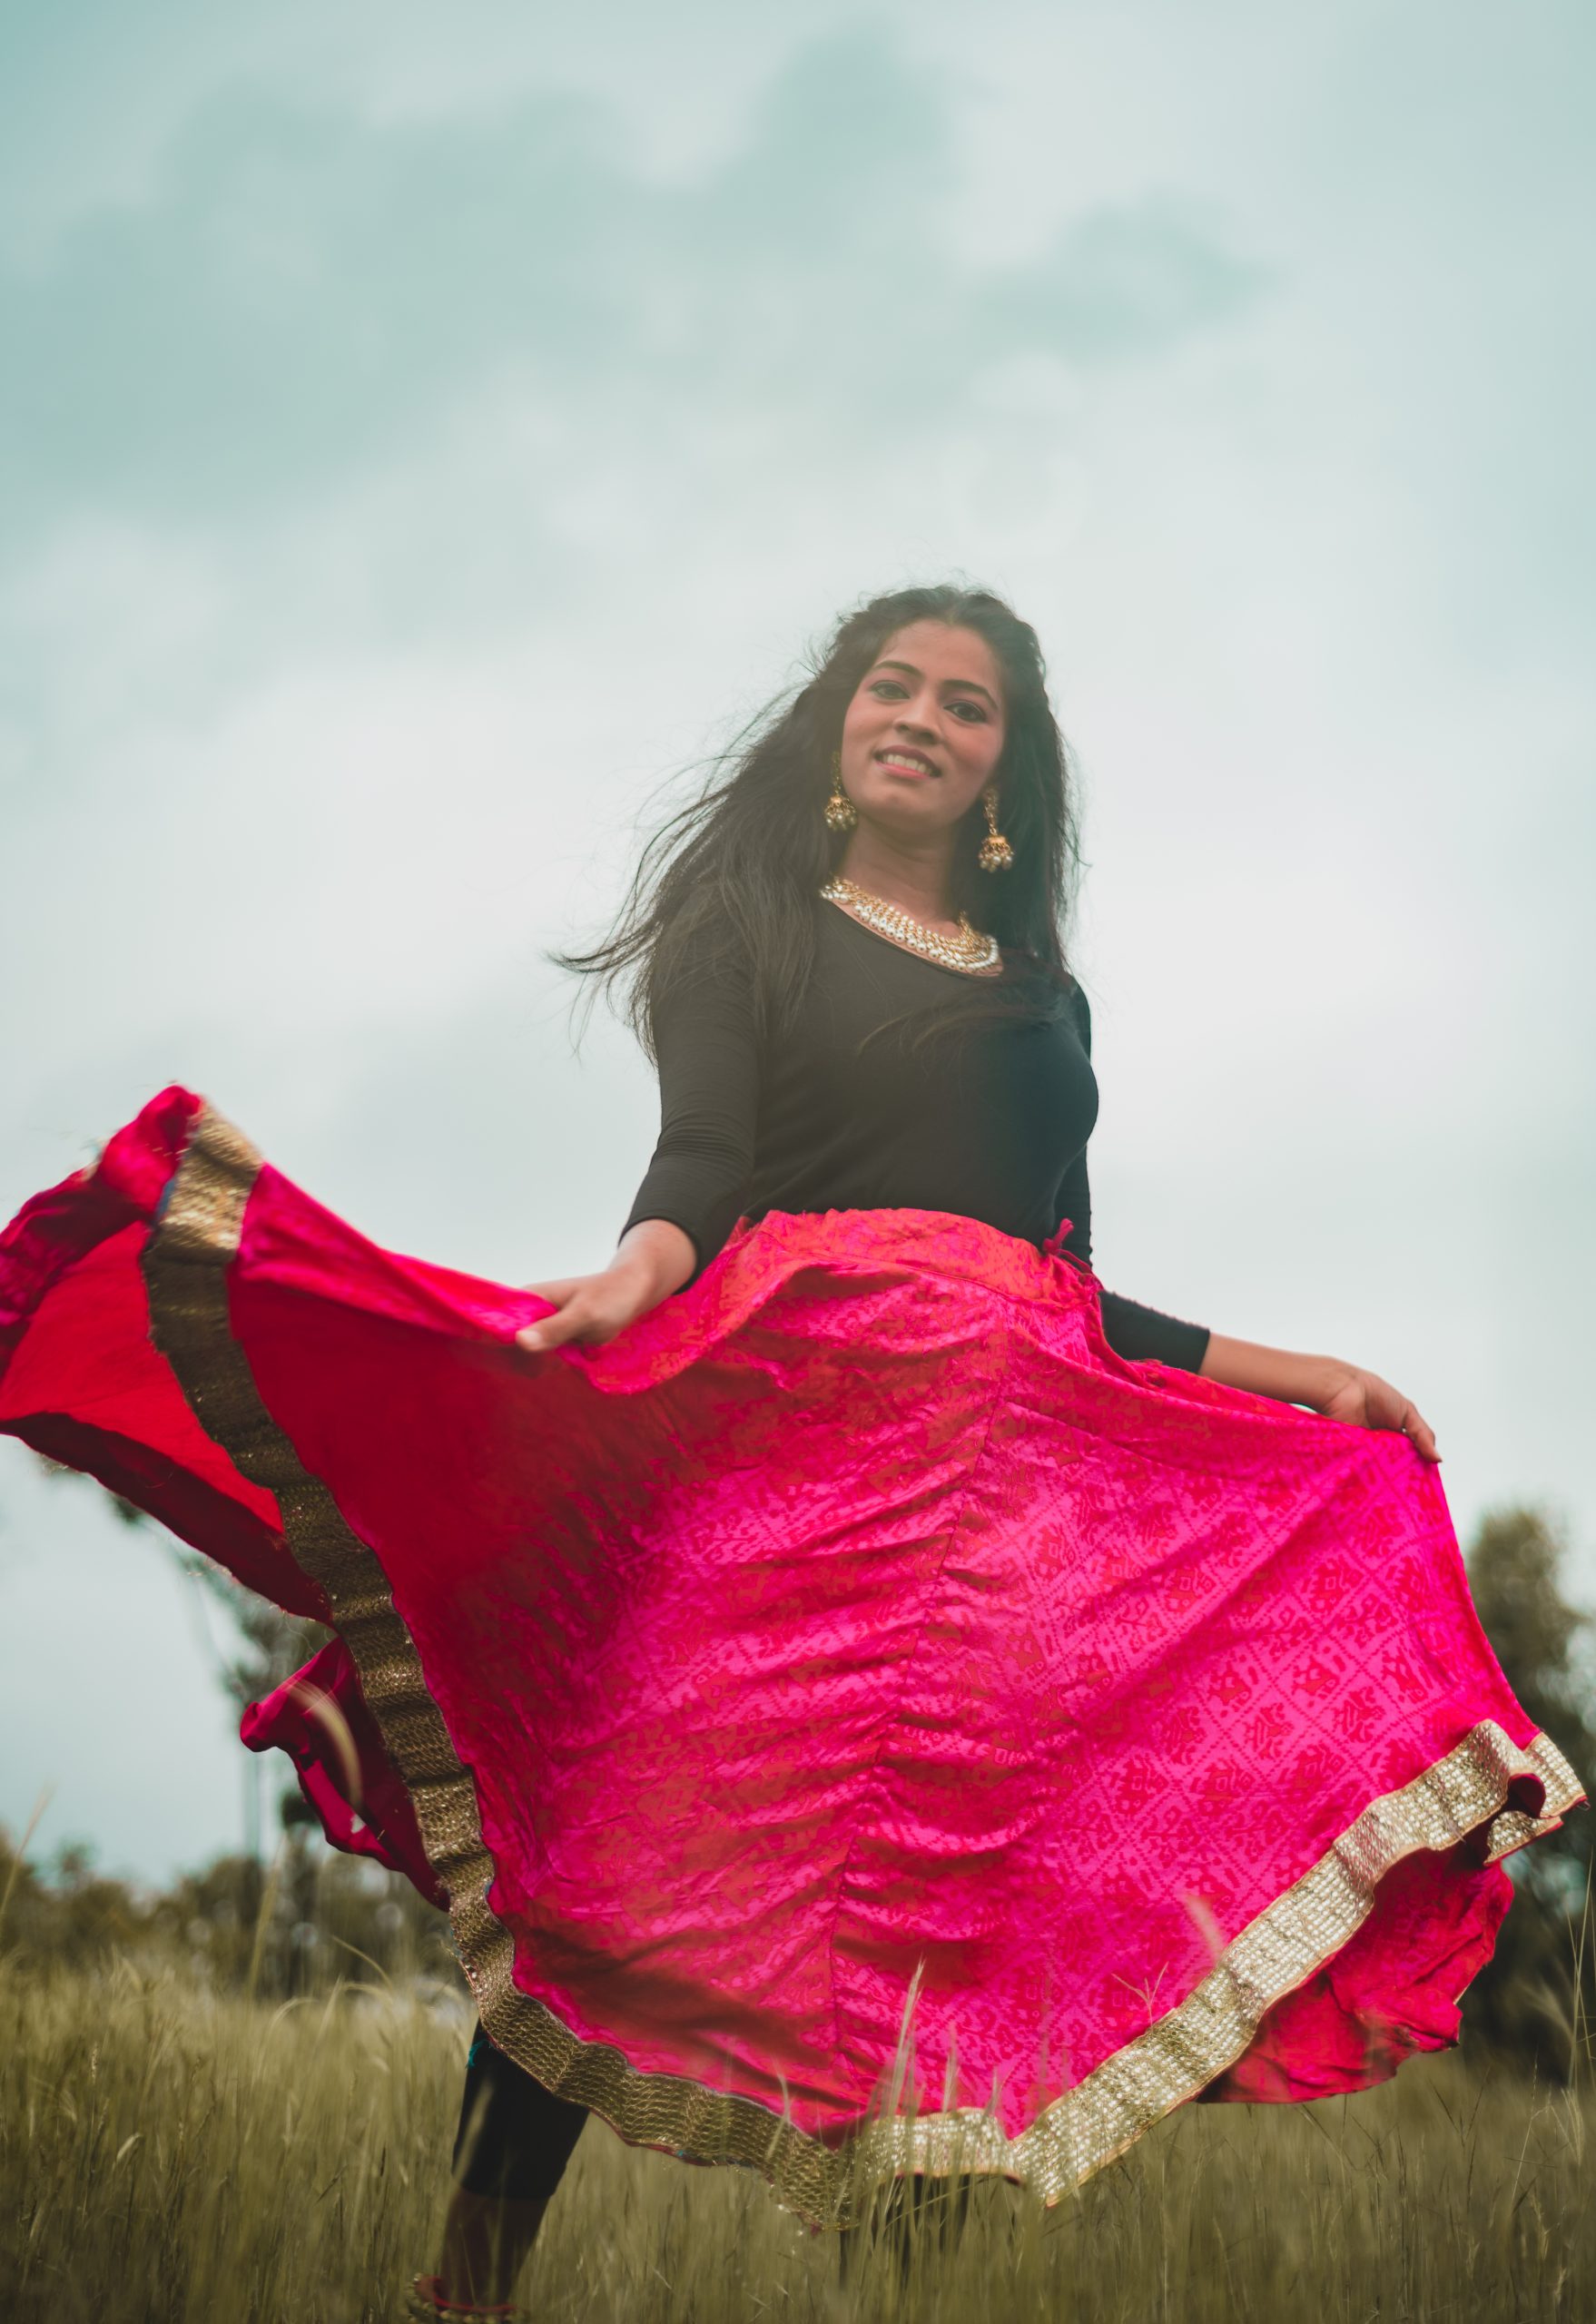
[
  {"xmin": 408, "ymin": 2273, "xmax": 519, "ymax": 2321},
  {"xmin": 424, "ymin": 2186, "xmax": 551, "ymax": 2313}
]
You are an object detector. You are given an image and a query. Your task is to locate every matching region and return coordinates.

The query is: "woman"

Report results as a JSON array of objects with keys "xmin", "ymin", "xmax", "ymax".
[{"xmin": 0, "ymin": 586, "xmax": 1580, "ymax": 2322}]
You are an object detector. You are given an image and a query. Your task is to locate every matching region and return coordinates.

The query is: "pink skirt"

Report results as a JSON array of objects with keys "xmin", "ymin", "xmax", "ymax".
[{"xmin": 0, "ymin": 1088, "xmax": 1580, "ymax": 2223}]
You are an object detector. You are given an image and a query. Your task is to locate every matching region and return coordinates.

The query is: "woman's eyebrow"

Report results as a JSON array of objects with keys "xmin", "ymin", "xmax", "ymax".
[{"xmin": 871, "ymin": 659, "xmax": 1000, "ymax": 710}]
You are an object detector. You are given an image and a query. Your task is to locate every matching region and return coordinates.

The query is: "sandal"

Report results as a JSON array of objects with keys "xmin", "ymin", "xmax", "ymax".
[{"xmin": 406, "ymin": 2273, "xmax": 526, "ymax": 2322}]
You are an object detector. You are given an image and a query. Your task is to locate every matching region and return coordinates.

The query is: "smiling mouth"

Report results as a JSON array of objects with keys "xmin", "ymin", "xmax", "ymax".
[{"xmin": 875, "ymin": 749, "xmax": 939, "ymax": 777}]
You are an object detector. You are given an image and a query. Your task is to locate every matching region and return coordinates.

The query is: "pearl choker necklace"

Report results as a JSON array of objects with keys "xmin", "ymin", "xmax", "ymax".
[{"xmin": 821, "ymin": 877, "xmax": 1001, "ymax": 975}]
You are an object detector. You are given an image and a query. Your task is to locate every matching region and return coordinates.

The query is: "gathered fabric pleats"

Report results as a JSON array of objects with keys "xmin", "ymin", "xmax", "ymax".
[{"xmin": 0, "ymin": 1088, "xmax": 1581, "ymax": 2224}]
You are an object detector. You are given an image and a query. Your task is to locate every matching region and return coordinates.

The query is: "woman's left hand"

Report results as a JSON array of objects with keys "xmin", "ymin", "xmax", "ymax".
[
  {"xmin": 1315, "ymin": 1364, "xmax": 1440, "ymax": 1463},
  {"xmin": 1200, "ymin": 1334, "xmax": 1441, "ymax": 1462}
]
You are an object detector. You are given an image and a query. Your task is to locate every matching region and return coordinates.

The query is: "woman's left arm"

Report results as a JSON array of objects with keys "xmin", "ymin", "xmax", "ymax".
[{"xmin": 1198, "ymin": 1334, "xmax": 1440, "ymax": 1463}]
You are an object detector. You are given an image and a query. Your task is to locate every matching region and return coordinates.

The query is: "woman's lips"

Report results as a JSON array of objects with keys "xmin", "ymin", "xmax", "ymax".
[{"xmin": 875, "ymin": 750, "xmax": 939, "ymax": 779}]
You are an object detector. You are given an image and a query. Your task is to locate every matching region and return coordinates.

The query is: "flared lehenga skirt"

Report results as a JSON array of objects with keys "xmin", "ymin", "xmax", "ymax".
[{"xmin": 0, "ymin": 1088, "xmax": 1581, "ymax": 2224}]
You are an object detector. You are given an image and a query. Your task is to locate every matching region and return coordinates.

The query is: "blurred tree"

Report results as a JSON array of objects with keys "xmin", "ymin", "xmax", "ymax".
[
  {"xmin": 172, "ymin": 1546, "xmax": 330, "ymax": 1718},
  {"xmin": 15, "ymin": 1458, "xmax": 458, "ymax": 1994},
  {"xmin": 0, "ymin": 1828, "xmax": 460, "ymax": 1996},
  {"xmin": 0, "ymin": 1834, "xmax": 148, "ymax": 1972},
  {"xmin": 34, "ymin": 1451, "xmax": 330, "ymax": 1836},
  {"xmin": 1467, "ymin": 1503, "xmax": 1594, "ymax": 1895},
  {"xmin": 1463, "ymin": 1502, "xmax": 1594, "ymax": 2074},
  {"xmin": 170, "ymin": 1550, "xmax": 334, "ymax": 1984}
]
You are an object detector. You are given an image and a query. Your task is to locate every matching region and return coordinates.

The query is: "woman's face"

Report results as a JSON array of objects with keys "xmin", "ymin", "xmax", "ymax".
[{"xmin": 836, "ymin": 620, "xmax": 1007, "ymax": 844}]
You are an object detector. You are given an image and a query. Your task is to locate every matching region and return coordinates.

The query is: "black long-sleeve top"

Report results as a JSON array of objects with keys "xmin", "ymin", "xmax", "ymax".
[{"xmin": 622, "ymin": 897, "xmax": 1210, "ymax": 1371}]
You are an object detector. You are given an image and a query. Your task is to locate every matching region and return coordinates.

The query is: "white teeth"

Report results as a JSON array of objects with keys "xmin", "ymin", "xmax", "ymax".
[{"xmin": 880, "ymin": 751, "xmax": 934, "ymax": 773}]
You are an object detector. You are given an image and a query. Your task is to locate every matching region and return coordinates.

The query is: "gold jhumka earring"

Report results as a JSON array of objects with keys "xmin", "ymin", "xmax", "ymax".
[
  {"xmin": 824, "ymin": 751, "xmax": 858, "ymax": 832},
  {"xmin": 978, "ymin": 784, "xmax": 1015, "ymax": 872}
]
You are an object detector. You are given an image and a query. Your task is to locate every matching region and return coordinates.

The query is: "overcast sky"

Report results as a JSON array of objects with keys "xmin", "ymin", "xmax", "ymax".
[{"xmin": 3, "ymin": 0, "xmax": 1592, "ymax": 1885}]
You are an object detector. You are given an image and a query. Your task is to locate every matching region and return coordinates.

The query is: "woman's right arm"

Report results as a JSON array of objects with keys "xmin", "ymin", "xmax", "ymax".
[{"xmin": 517, "ymin": 921, "xmax": 759, "ymax": 1354}]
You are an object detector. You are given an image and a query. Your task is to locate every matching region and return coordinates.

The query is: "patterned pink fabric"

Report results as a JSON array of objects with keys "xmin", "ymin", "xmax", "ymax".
[{"xmin": 0, "ymin": 1089, "xmax": 1573, "ymax": 2151}]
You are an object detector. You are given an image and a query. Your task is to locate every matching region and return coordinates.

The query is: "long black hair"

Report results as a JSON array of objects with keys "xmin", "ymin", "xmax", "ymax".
[{"xmin": 558, "ymin": 584, "xmax": 1081, "ymax": 1057}]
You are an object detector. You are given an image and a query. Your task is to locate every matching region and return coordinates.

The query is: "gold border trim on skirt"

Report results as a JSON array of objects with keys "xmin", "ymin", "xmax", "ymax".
[{"xmin": 142, "ymin": 1103, "xmax": 1585, "ymax": 2226}]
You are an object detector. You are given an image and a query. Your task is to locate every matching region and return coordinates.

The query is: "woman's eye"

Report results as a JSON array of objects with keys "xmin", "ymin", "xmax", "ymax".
[
  {"xmin": 869, "ymin": 680, "xmax": 907, "ymax": 700},
  {"xmin": 949, "ymin": 700, "xmax": 988, "ymax": 723}
]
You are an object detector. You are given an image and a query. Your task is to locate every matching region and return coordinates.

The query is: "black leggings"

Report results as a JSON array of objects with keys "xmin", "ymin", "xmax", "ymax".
[{"xmin": 450, "ymin": 2023, "xmax": 589, "ymax": 2204}]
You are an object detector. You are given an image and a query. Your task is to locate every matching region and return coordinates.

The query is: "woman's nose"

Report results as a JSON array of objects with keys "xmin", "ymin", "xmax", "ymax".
[{"xmin": 894, "ymin": 702, "xmax": 939, "ymax": 739}]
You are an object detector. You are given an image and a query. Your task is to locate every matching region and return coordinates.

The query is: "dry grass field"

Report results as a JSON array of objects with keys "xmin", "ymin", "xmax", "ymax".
[{"xmin": 3, "ymin": 1953, "xmax": 1592, "ymax": 2324}]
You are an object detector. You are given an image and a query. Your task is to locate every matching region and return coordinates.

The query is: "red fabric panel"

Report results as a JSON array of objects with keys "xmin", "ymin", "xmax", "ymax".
[
  {"xmin": 0, "ymin": 1089, "xmax": 320, "ymax": 1618},
  {"xmin": 241, "ymin": 1639, "xmax": 443, "ymax": 1906}
]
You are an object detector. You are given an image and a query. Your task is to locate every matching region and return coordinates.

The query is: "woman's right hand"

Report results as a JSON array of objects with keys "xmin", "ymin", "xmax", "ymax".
[
  {"xmin": 515, "ymin": 1219, "xmax": 697, "ymax": 1354},
  {"xmin": 515, "ymin": 1269, "xmax": 651, "ymax": 1354}
]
